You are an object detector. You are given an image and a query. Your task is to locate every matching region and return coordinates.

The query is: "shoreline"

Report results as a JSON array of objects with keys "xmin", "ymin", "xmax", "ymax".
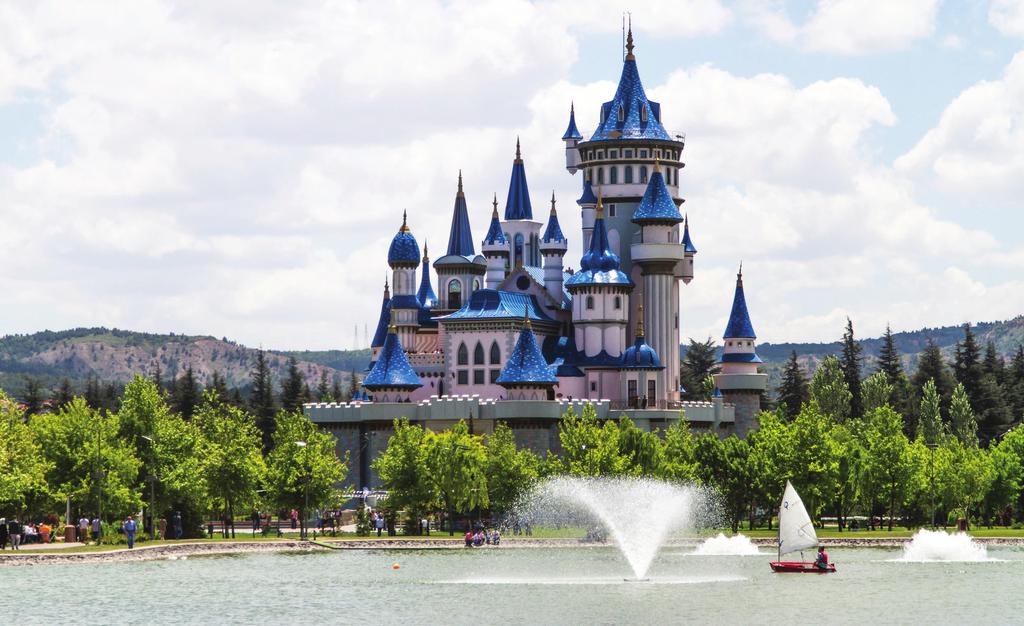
[{"xmin": 3, "ymin": 535, "xmax": 1021, "ymax": 567}]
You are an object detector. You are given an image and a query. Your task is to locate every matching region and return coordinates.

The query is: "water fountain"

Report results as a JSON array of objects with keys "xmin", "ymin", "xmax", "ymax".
[
  {"xmin": 515, "ymin": 476, "xmax": 716, "ymax": 580},
  {"xmin": 692, "ymin": 533, "xmax": 761, "ymax": 556},
  {"xmin": 898, "ymin": 529, "xmax": 990, "ymax": 562}
]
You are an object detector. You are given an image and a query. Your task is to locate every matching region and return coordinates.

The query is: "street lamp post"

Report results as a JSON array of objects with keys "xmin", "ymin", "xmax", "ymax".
[
  {"xmin": 926, "ymin": 442, "xmax": 938, "ymax": 529},
  {"xmin": 294, "ymin": 441, "xmax": 310, "ymax": 540},
  {"xmin": 141, "ymin": 435, "xmax": 159, "ymax": 539},
  {"xmin": 95, "ymin": 415, "xmax": 105, "ymax": 532}
]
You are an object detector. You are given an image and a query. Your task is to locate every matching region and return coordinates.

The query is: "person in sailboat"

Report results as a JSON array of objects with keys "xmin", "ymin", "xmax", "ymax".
[{"xmin": 814, "ymin": 546, "xmax": 829, "ymax": 570}]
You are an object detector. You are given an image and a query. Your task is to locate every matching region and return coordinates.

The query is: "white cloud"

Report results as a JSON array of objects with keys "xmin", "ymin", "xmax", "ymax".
[
  {"xmin": 743, "ymin": 0, "xmax": 941, "ymax": 55},
  {"xmin": 990, "ymin": 0, "xmax": 1024, "ymax": 36}
]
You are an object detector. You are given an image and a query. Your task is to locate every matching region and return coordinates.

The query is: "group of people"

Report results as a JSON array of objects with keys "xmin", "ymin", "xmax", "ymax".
[
  {"xmin": 0, "ymin": 518, "xmax": 56, "ymax": 549},
  {"xmin": 463, "ymin": 527, "xmax": 500, "ymax": 547}
]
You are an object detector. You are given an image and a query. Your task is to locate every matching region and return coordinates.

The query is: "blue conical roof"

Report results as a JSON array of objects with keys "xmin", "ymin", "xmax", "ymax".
[
  {"xmin": 565, "ymin": 202, "xmax": 632, "ymax": 287},
  {"xmin": 496, "ymin": 319, "xmax": 557, "ymax": 387},
  {"xmin": 388, "ymin": 211, "xmax": 420, "ymax": 267},
  {"xmin": 483, "ymin": 199, "xmax": 507, "ymax": 246},
  {"xmin": 577, "ymin": 179, "xmax": 598, "ymax": 206},
  {"xmin": 417, "ymin": 245, "xmax": 437, "ymax": 308},
  {"xmin": 370, "ymin": 282, "xmax": 391, "ymax": 349},
  {"xmin": 724, "ymin": 268, "xmax": 756, "ymax": 339},
  {"xmin": 504, "ymin": 138, "xmax": 533, "ymax": 220},
  {"xmin": 589, "ymin": 34, "xmax": 672, "ymax": 143},
  {"xmin": 562, "ymin": 102, "xmax": 583, "ymax": 140},
  {"xmin": 682, "ymin": 215, "xmax": 697, "ymax": 254},
  {"xmin": 542, "ymin": 195, "xmax": 565, "ymax": 243},
  {"xmin": 446, "ymin": 172, "xmax": 475, "ymax": 257},
  {"xmin": 621, "ymin": 306, "xmax": 663, "ymax": 369},
  {"xmin": 633, "ymin": 168, "xmax": 682, "ymax": 223},
  {"xmin": 364, "ymin": 326, "xmax": 422, "ymax": 390}
]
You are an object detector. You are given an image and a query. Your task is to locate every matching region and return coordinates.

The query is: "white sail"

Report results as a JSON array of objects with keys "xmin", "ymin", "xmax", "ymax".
[{"xmin": 778, "ymin": 480, "xmax": 818, "ymax": 557}]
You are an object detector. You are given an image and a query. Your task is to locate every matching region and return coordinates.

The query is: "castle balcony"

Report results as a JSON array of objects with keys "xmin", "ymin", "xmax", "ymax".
[{"xmin": 630, "ymin": 242, "xmax": 685, "ymax": 264}]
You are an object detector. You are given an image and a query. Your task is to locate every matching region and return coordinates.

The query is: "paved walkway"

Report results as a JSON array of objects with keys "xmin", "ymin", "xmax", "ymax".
[{"xmin": 4, "ymin": 542, "xmax": 85, "ymax": 551}]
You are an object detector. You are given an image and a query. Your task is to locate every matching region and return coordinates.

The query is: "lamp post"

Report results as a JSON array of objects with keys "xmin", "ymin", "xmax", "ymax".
[
  {"xmin": 926, "ymin": 442, "xmax": 938, "ymax": 529},
  {"xmin": 294, "ymin": 441, "xmax": 310, "ymax": 540},
  {"xmin": 141, "ymin": 435, "xmax": 159, "ymax": 539},
  {"xmin": 94, "ymin": 414, "xmax": 105, "ymax": 531}
]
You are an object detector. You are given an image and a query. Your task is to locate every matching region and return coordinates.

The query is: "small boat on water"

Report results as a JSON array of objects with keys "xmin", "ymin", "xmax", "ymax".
[{"xmin": 769, "ymin": 481, "xmax": 836, "ymax": 574}]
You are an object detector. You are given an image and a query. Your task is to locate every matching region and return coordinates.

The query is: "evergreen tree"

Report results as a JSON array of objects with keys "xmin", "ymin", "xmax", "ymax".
[
  {"xmin": 151, "ymin": 361, "xmax": 164, "ymax": 394},
  {"xmin": 876, "ymin": 324, "xmax": 903, "ymax": 382},
  {"xmin": 249, "ymin": 348, "xmax": 276, "ymax": 450},
  {"xmin": 84, "ymin": 375, "xmax": 102, "ymax": 409},
  {"xmin": 103, "ymin": 382, "xmax": 121, "ymax": 412},
  {"xmin": 839, "ymin": 318, "xmax": 864, "ymax": 419},
  {"xmin": 317, "ymin": 369, "xmax": 331, "ymax": 401},
  {"xmin": 348, "ymin": 368, "xmax": 360, "ymax": 400},
  {"xmin": 209, "ymin": 371, "xmax": 229, "ymax": 399},
  {"xmin": 331, "ymin": 377, "xmax": 344, "ymax": 403},
  {"xmin": 983, "ymin": 342, "xmax": 1006, "ymax": 384},
  {"xmin": 918, "ymin": 379, "xmax": 943, "ymax": 445},
  {"xmin": 776, "ymin": 351, "xmax": 809, "ymax": 420},
  {"xmin": 954, "ymin": 323, "xmax": 983, "ymax": 406},
  {"xmin": 950, "ymin": 382, "xmax": 979, "ymax": 447},
  {"xmin": 912, "ymin": 339, "xmax": 953, "ymax": 419},
  {"xmin": 281, "ymin": 357, "xmax": 306, "ymax": 412},
  {"xmin": 172, "ymin": 366, "xmax": 200, "ymax": 419},
  {"xmin": 22, "ymin": 376, "xmax": 43, "ymax": 416},
  {"xmin": 1011, "ymin": 346, "xmax": 1024, "ymax": 423},
  {"xmin": 681, "ymin": 338, "xmax": 719, "ymax": 400},
  {"xmin": 810, "ymin": 355, "xmax": 852, "ymax": 423},
  {"xmin": 54, "ymin": 378, "xmax": 75, "ymax": 408}
]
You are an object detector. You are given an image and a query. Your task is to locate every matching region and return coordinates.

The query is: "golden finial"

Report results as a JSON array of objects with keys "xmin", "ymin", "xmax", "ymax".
[
  {"xmin": 515, "ymin": 136, "xmax": 522, "ymax": 161},
  {"xmin": 637, "ymin": 302, "xmax": 645, "ymax": 338},
  {"xmin": 550, "ymin": 191, "xmax": 557, "ymax": 216},
  {"xmin": 737, "ymin": 262, "xmax": 744, "ymax": 286},
  {"xmin": 596, "ymin": 188, "xmax": 604, "ymax": 219},
  {"xmin": 423, "ymin": 241, "xmax": 429, "ymax": 260},
  {"xmin": 523, "ymin": 307, "xmax": 532, "ymax": 330},
  {"xmin": 400, "ymin": 209, "xmax": 410, "ymax": 233},
  {"xmin": 625, "ymin": 14, "xmax": 635, "ymax": 60},
  {"xmin": 457, "ymin": 170, "xmax": 464, "ymax": 195},
  {"xmin": 388, "ymin": 308, "xmax": 398, "ymax": 333},
  {"xmin": 653, "ymin": 158, "xmax": 661, "ymax": 173},
  {"xmin": 492, "ymin": 193, "xmax": 499, "ymax": 218}
]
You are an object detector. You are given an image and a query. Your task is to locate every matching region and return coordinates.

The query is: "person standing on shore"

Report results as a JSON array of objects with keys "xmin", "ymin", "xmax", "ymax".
[
  {"xmin": 8, "ymin": 518, "xmax": 22, "ymax": 550},
  {"xmin": 78, "ymin": 515, "xmax": 89, "ymax": 542},
  {"xmin": 0, "ymin": 517, "xmax": 8, "ymax": 550},
  {"xmin": 172, "ymin": 511, "xmax": 183, "ymax": 540},
  {"xmin": 123, "ymin": 515, "xmax": 138, "ymax": 549},
  {"xmin": 92, "ymin": 516, "xmax": 101, "ymax": 541}
]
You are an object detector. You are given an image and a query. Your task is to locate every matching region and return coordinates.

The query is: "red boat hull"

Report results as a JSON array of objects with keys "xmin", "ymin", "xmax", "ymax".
[{"xmin": 769, "ymin": 561, "xmax": 836, "ymax": 574}]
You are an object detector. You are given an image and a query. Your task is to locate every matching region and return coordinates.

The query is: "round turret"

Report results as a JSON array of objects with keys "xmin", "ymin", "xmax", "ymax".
[{"xmin": 388, "ymin": 211, "xmax": 420, "ymax": 268}]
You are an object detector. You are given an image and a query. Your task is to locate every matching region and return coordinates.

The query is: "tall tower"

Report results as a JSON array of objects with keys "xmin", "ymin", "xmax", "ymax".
[
  {"xmin": 369, "ymin": 278, "xmax": 391, "ymax": 368},
  {"xmin": 482, "ymin": 194, "xmax": 509, "ymax": 289},
  {"xmin": 562, "ymin": 101, "xmax": 583, "ymax": 173},
  {"xmin": 417, "ymin": 243, "xmax": 438, "ymax": 309},
  {"xmin": 501, "ymin": 138, "xmax": 543, "ymax": 269},
  {"xmin": 434, "ymin": 171, "xmax": 486, "ymax": 312},
  {"xmin": 631, "ymin": 162, "xmax": 685, "ymax": 402},
  {"xmin": 387, "ymin": 211, "xmax": 421, "ymax": 350},
  {"xmin": 713, "ymin": 266, "xmax": 768, "ymax": 436},
  {"xmin": 539, "ymin": 193, "xmax": 568, "ymax": 304}
]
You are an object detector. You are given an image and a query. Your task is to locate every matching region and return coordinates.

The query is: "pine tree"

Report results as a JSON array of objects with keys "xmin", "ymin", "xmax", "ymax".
[
  {"xmin": 954, "ymin": 323, "xmax": 983, "ymax": 406},
  {"xmin": 151, "ymin": 361, "xmax": 164, "ymax": 393},
  {"xmin": 918, "ymin": 379, "xmax": 943, "ymax": 445},
  {"xmin": 950, "ymin": 382, "xmax": 979, "ymax": 447},
  {"xmin": 681, "ymin": 338, "xmax": 720, "ymax": 400},
  {"xmin": 983, "ymin": 342, "xmax": 1006, "ymax": 384},
  {"xmin": 1011, "ymin": 345, "xmax": 1024, "ymax": 423},
  {"xmin": 84, "ymin": 375, "xmax": 102, "ymax": 409},
  {"xmin": 209, "ymin": 371, "xmax": 229, "ymax": 399},
  {"xmin": 281, "ymin": 357, "xmax": 306, "ymax": 413},
  {"xmin": 22, "ymin": 376, "xmax": 43, "ymax": 416},
  {"xmin": 54, "ymin": 378, "xmax": 74, "ymax": 408},
  {"xmin": 912, "ymin": 339, "xmax": 953, "ymax": 420},
  {"xmin": 249, "ymin": 348, "xmax": 276, "ymax": 450},
  {"xmin": 776, "ymin": 351, "xmax": 809, "ymax": 419},
  {"xmin": 810, "ymin": 355, "xmax": 852, "ymax": 423},
  {"xmin": 173, "ymin": 366, "xmax": 200, "ymax": 419},
  {"xmin": 348, "ymin": 368, "xmax": 360, "ymax": 400},
  {"xmin": 317, "ymin": 369, "xmax": 331, "ymax": 401},
  {"xmin": 876, "ymin": 324, "xmax": 903, "ymax": 382},
  {"xmin": 839, "ymin": 318, "xmax": 863, "ymax": 419},
  {"xmin": 332, "ymin": 377, "xmax": 344, "ymax": 403}
]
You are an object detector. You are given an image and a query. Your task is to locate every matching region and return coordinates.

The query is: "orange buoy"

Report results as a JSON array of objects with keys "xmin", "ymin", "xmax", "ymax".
[{"xmin": 392, "ymin": 563, "xmax": 401, "ymax": 570}]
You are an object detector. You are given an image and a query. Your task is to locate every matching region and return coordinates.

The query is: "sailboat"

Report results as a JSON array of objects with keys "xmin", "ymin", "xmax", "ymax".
[{"xmin": 769, "ymin": 481, "xmax": 836, "ymax": 573}]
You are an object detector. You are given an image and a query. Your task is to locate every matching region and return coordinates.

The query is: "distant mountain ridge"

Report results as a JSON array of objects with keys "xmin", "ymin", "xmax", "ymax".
[{"xmin": 3, "ymin": 317, "xmax": 1023, "ymax": 398}]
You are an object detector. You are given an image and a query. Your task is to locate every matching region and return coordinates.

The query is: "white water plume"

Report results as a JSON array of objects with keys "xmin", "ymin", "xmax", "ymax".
[
  {"xmin": 898, "ymin": 529, "xmax": 989, "ymax": 562},
  {"xmin": 692, "ymin": 533, "xmax": 761, "ymax": 556},
  {"xmin": 514, "ymin": 477, "xmax": 716, "ymax": 579}
]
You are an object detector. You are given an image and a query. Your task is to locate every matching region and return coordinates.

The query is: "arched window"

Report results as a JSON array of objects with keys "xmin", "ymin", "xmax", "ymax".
[
  {"xmin": 586, "ymin": 296, "xmax": 595, "ymax": 310},
  {"xmin": 640, "ymin": 165, "xmax": 648, "ymax": 184},
  {"xmin": 597, "ymin": 168, "xmax": 604, "ymax": 184},
  {"xmin": 614, "ymin": 296, "xmax": 621, "ymax": 310},
  {"xmin": 448, "ymin": 279, "xmax": 462, "ymax": 309},
  {"xmin": 514, "ymin": 233, "xmax": 524, "ymax": 267},
  {"xmin": 617, "ymin": 104, "xmax": 624, "ymax": 122},
  {"xmin": 457, "ymin": 342, "xmax": 468, "ymax": 365},
  {"xmin": 490, "ymin": 341, "xmax": 501, "ymax": 365},
  {"xmin": 610, "ymin": 167, "xmax": 618, "ymax": 184},
  {"xmin": 641, "ymin": 106, "xmax": 648, "ymax": 123},
  {"xmin": 624, "ymin": 166, "xmax": 633, "ymax": 184},
  {"xmin": 473, "ymin": 342, "xmax": 485, "ymax": 365},
  {"xmin": 473, "ymin": 278, "xmax": 481, "ymax": 291}
]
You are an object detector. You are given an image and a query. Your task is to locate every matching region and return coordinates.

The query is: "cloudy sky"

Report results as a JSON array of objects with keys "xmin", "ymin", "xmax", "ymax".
[{"xmin": 2, "ymin": 0, "xmax": 1024, "ymax": 351}]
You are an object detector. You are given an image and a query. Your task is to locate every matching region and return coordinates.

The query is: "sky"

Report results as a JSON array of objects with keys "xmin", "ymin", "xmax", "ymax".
[{"xmin": 2, "ymin": 0, "xmax": 1024, "ymax": 351}]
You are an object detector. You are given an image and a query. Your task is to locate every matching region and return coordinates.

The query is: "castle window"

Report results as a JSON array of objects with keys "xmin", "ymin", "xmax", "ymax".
[
  {"xmin": 610, "ymin": 167, "xmax": 618, "ymax": 184},
  {"xmin": 639, "ymin": 166, "xmax": 648, "ymax": 184},
  {"xmin": 597, "ymin": 168, "xmax": 604, "ymax": 184},
  {"xmin": 647, "ymin": 379, "xmax": 656, "ymax": 400},
  {"xmin": 624, "ymin": 149, "xmax": 633, "ymax": 158},
  {"xmin": 514, "ymin": 233, "xmax": 524, "ymax": 267},
  {"xmin": 641, "ymin": 106, "xmax": 648, "ymax": 123},
  {"xmin": 457, "ymin": 370, "xmax": 468, "ymax": 385},
  {"xmin": 448, "ymin": 279, "xmax": 462, "ymax": 309},
  {"xmin": 457, "ymin": 342, "xmax": 468, "ymax": 365},
  {"xmin": 597, "ymin": 150, "xmax": 605, "ymax": 159},
  {"xmin": 473, "ymin": 369, "xmax": 485, "ymax": 385},
  {"xmin": 610, "ymin": 150, "xmax": 618, "ymax": 158},
  {"xmin": 590, "ymin": 381, "xmax": 597, "ymax": 392},
  {"xmin": 489, "ymin": 369, "xmax": 501, "ymax": 384},
  {"xmin": 624, "ymin": 166, "xmax": 633, "ymax": 184},
  {"xmin": 473, "ymin": 342, "xmax": 485, "ymax": 365},
  {"xmin": 640, "ymin": 149, "xmax": 649, "ymax": 158},
  {"xmin": 586, "ymin": 296, "xmax": 595, "ymax": 310},
  {"xmin": 490, "ymin": 342, "xmax": 501, "ymax": 365},
  {"xmin": 608, "ymin": 204, "xmax": 616, "ymax": 217},
  {"xmin": 473, "ymin": 278, "xmax": 481, "ymax": 291},
  {"xmin": 617, "ymin": 104, "xmax": 624, "ymax": 122},
  {"xmin": 614, "ymin": 296, "xmax": 621, "ymax": 310}
]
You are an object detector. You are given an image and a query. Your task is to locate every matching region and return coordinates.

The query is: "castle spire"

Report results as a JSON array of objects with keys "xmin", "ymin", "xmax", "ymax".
[
  {"xmin": 724, "ymin": 263, "xmax": 755, "ymax": 339},
  {"xmin": 445, "ymin": 171, "xmax": 475, "ymax": 257},
  {"xmin": 515, "ymin": 136, "xmax": 521, "ymax": 161},
  {"xmin": 457, "ymin": 169, "xmax": 463, "ymax": 194},
  {"xmin": 504, "ymin": 138, "xmax": 533, "ymax": 220},
  {"xmin": 625, "ymin": 15, "xmax": 635, "ymax": 60}
]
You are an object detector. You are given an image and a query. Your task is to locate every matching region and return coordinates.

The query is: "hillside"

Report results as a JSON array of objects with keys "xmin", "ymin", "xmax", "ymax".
[{"xmin": 0, "ymin": 327, "xmax": 359, "ymax": 396}]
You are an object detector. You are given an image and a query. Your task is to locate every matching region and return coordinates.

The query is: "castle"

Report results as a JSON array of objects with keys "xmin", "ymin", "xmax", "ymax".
[{"xmin": 305, "ymin": 28, "xmax": 767, "ymax": 487}]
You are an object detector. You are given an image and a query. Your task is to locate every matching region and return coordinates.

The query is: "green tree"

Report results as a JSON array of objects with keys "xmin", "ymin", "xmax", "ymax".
[
  {"xmin": 374, "ymin": 418, "xmax": 435, "ymax": 533},
  {"xmin": 912, "ymin": 340, "xmax": 953, "ymax": 417},
  {"xmin": 917, "ymin": 379, "xmax": 944, "ymax": 446},
  {"xmin": 316, "ymin": 370, "xmax": 331, "ymax": 402},
  {"xmin": 0, "ymin": 392, "xmax": 51, "ymax": 515},
  {"xmin": 485, "ymin": 422, "xmax": 539, "ymax": 518},
  {"xmin": 558, "ymin": 405, "xmax": 627, "ymax": 476},
  {"xmin": 776, "ymin": 351, "xmax": 809, "ymax": 420},
  {"xmin": 194, "ymin": 391, "xmax": 266, "ymax": 538},
  {"xmin": 616, "ymin": 415, "xmax": 665, "ymax": 476},
  {"xmin": 862, "ymin": 406, "xmax": 913, "ymax": 530},
  {"xmin": 953, "ymin": 324, "xmax": 983, "ymax": 406},
  {"xmin": 693, "ymin": 434, "xmax": 753, "ymax": 532},
  {"xmin": 681, "ymin": 338, "xmax": 719, "ymax": 400},
  {"xmin": 810, "ymin": 356, "xmax": 852, "ymax": 423},
  {"xmin": 861, "ymin": 371, "xmax": 894, "ymax": 413},
  {"xmin": 747, "ymin": 410, "xmax": 794, "ymax": 529},
  {"xmin": 950, "ymin": 382, "xmax": 979, "ymax": 447},
  {"xmin": 281, "ymin": 357, "xmax": 306, "ymax": 413},
  {"xmin": 661, "ymin": 418, "xmax": 699, "ymax": 483},
  {"xmin": 22, "ymin": 376, "xmax": 43, "ymax": 416},
  {"xmin": 425, "ymin": 421, "xmax": 488, "ymax": 534},
  {"xmin": 172, "ymin": 366, "xmax": 200, "ymax": 419},
  {"xmin": 839, "ymin": 318, "xmax": 864, "ymax": 419},
  {"xmin": 54, "ymin": 378, "xmax": 75, "ymax": 409},
  {"xmin": 876, "ymin": 324, "xmax": 903, "ymax": 383},
  {"xmin": 265, "ymin": 409, "xmax": 348, "ymax": 538},
  {"xmin": 788, "ymin": 403, "xmax": 840, "ymax": 522},
  {"xmin": 150, "ymin": 404, "xmax": 211, "ymax": 534},
  {"xmin": 249, "ymin": 348, "xmax": 276, "ymax": 451}
]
